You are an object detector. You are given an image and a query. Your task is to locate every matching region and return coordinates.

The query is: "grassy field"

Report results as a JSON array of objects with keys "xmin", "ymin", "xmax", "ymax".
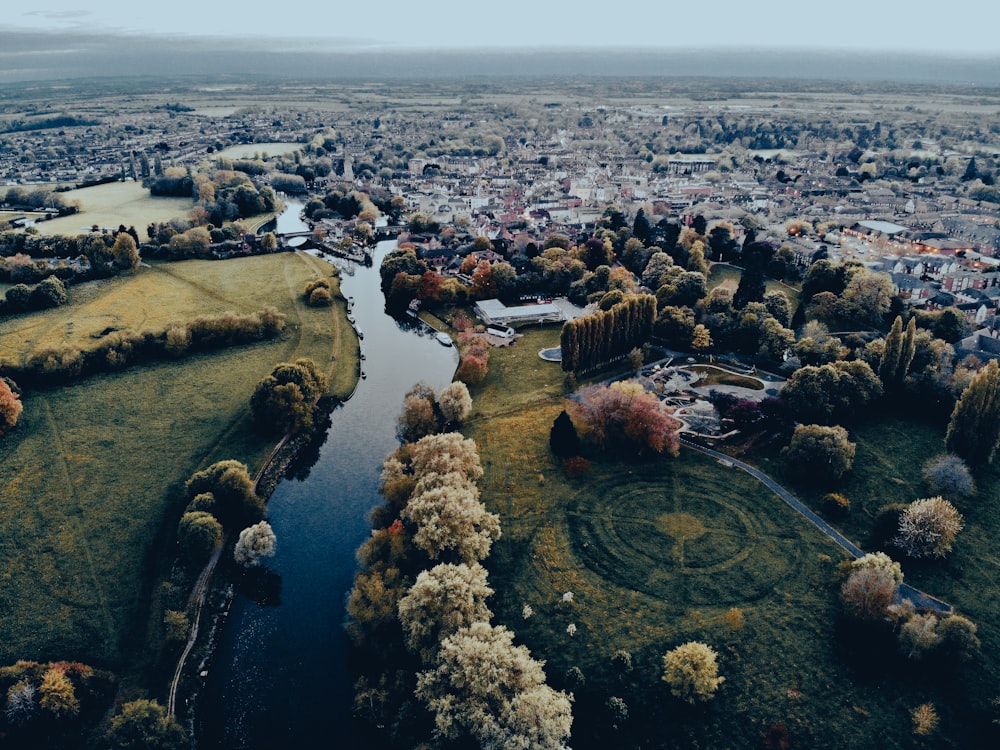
[
  {"xmin": 33, "ymin": 182, "xmax": 192, "ymax": 236},
  {"xmin": 0, "ymin": 252, "xmax": 357, "ymax": 668},
  {"xmin": 463, "ymin": 336, "xmax": 1000, "ymax": 747},
  {"xmin": 212, "ymin": 143, "xmax": 302, "ymax": 160},
  {"xmin": 708, "ymin": 262, "xmax": 801, "ymax": 307}
]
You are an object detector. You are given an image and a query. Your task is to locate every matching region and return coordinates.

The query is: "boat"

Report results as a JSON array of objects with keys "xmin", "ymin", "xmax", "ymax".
[{"xmin": 435, "ymin": 332, "xmax": 453, "ymax": 347}]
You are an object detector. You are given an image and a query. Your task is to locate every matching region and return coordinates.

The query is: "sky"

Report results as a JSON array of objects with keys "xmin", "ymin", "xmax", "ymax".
[{"xmin": 6, "ymin": 1, "xmax": 1000, "ymax": 54}]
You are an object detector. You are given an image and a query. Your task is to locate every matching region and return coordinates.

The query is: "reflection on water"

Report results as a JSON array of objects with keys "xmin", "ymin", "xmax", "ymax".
[{"xmin": 197, "ymin": 238, "xmax": 457, "ymax": 749}]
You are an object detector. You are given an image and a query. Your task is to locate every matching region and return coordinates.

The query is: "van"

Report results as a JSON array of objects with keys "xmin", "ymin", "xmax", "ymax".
[{"xmin": 486, "ymin": 324, "xmax": 515, "ymax": 339}]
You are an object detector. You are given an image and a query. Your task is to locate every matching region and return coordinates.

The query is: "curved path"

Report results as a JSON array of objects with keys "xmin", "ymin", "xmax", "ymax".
[{"xmin": 679, "ymin": 438, "xmax": 953, "ymax": 614}]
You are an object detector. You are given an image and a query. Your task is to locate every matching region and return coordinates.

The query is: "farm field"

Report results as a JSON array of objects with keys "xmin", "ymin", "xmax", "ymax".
[
  {"xmin": 0, "ymin": 252, "xmax": 357, "ymax": 668},
  {"xmin": 32, "ymin": 182, "xmax": 192, "ymax": 236},
  {"xmin": 464, "ymin": 337, "xmax": 1000, "ymax": 748}
]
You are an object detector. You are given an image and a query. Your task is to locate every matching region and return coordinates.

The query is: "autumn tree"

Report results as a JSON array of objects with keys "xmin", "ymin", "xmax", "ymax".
[
  {"xmin": 661, "ymin": 642, "xmax": 724, "ymax": 704},
  {"xmin": 837, "ymin": 268, "xmax": 894, "ymax": 327},
  {"xmin": 437, "ymin": 381, "xmax": 472, "ymax": 427},
  {"xmin": 415, "ymin": 622, "xmax": 573, "ymax": 750},
  {"xmin": 945, "ymin": 359, "xmax": 1000, "ymax": 464},
  {"xmin": 398, "ymin": 383, "xmax": 439, "ymax": 442},
  {"xmin": 0, "ymin": 378, "xmax": 23, "ymax": 436},
  {"xmin": 234, "ymin": 521, "xmax": 277, "ymax": 567},
  {"xmin": 38, "ymin": 666, "xmax": 79, "ymax": 719},
  {"xmin": 894, "ymin": 496, "xmax": 964, "ymax": 559},
  {"xmin": 409, "ymin": 432, "xmax": 484, "ymax": 482},
  {"xmin": 840, "ymin": 552, "xmax": 902, "ymax": 622},
  {"xmin": 105, "ymin": 699, "xmax": 187, "ymax": 750},
  {"xmin": 578, "ymin": 381, "xmax": 680, "ymax": 456},
  {"xmin": 402, "ymin": 481, "xmax": 501, "ymax": 563},
  {"xmin": 782, "ymin": 424, "xmax": 856, "ymax": 484},
  {"xmin": 397, "ymin": 562, "xmax": 493, "ymax": 661},
  {"xmin": 111, "ymin": 232, "xmax": 141, "ymax": 270}
]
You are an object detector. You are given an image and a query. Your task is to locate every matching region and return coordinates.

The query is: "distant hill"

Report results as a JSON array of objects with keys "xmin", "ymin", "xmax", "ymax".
[{"xmin": 1, "ymin": 29, "xmax": 998, "ymax": 86}]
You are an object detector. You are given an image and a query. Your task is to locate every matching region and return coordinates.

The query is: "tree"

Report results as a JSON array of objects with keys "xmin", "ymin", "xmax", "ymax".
[
  {"xmin": 402, "ymin": 484, "xmax": 501, "ymax": 562},
  {"xmin": 415, "ymin": 622, "xmax": 573, "ymax": 750},
  {"xmin": 398, "ymin": 390, "xmax": 439, "ymax": 443},
  {"xmin": 733, "ymin": 268, "xmax": 765, "ymax": 309},
  {"xmin": 31, "ymin": 275, "xmax": 68, "ymax": 309},
  {"xmin": 178, "ymin": 511, "xmax": 223, "ymax": 562},
  {"xmin": 409, "ymin": 432, "xmax": 483, "ymax": 481},
  {"xmin": 111, "ymin": 232, "xmax": 140, "ymax": 270},
  {"xmin": 780, "ymin": 360, "xmax": 882, "ymax": 424},
  {"xmin": 837, "ymin": 269, "xmax": 893, "ymax": 327},
  {"xmin": 106, "ymin": 699, "xmax": 187, "ymax": 750},
  {"xmin": 946, "ymin": 360, "xmax": 1000, "ymax": 465},
  {"xmin": 879, "ymin": 316, "xmax": 917, "ymax": 389},
  {"xmin": 578, "ymin": 381, "xmax": 680, "ymax": 456},
  {"xmin": 661, "ymin": 642, "xmax": 724, "ymax": 704},
  {"xmin": 894, "ymin": 496, "xmax": 963, "ymax": 559},
  {"xmin": 549, "ymin": 410, "xmax": 581, "ymax": 458},
  {"xmin": 691, "ymin": 324, "xmax": 712, "ymax": 352},
  {"xmin": 0, "ymin": 378, "xmax": 23, "ymax": 436},
  {"xmin": 5, "ymin": 679, "xmax": 36, "ymax": 726},
  {"xmin": 898, "ymin": 613, "xmax": 943, "ymax": 659},
  {"xmin": 653, "ymin": 305, "xmax": 695, "ymax": 347},
  {"xmin": 397, "ymin": 562, "xmax": 493, "ymax": 661},
  {"xmin": 185, "ymin": 460, "xmax": 264, "ymax": 528},
  {"xmin": 251, "ymin": 359, "xmax": 328, "ymax": 435},
  {"xmin": 923, "ymin": 453, "xmax": 975, "ymax": 500},
  {"xmin": 757, "ymin": 317, "xmax": 795, "ymax": 361},
  {"xmin": 437, "ymin": 381, "xmax": 472, "ymax": 427},
  {"xmin": 234, "ymin": 521, "xmax": 277, "ymax": 567},
  {"xmin": 782, "ymin": 424, "xmax": 856, "ymax": 484},
  {"xmin": 840, "ymin": 552, "xmax": 902, "ymax": 622}
]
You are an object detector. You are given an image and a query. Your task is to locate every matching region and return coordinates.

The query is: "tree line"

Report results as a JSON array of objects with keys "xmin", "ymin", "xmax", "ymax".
[{"xmin": 560, "ymin": 294, "xmax": 656, "ymax": 373}]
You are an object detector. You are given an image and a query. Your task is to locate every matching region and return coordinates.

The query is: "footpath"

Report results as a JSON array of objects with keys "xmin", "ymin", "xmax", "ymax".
[{"xmin": 680, "ymin": 438, "xmax": 953, "ymax": 614}]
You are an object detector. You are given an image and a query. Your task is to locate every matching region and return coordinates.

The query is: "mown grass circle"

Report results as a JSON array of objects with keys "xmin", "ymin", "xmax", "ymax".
[{"xmin": 567, "ymin": 457, "xmax": 808, "ymax": 607}]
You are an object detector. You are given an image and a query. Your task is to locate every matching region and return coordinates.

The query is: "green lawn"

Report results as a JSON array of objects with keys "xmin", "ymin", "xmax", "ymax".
[
  {"xmin": 32, "ymin": 182, "xmax": 193, "ymax": 236},
  {"xmin": 463, "ymin": 340, "xmax": 1000, "ymax": 747},
  {"xmin": 0, "ymin": 252, "xmax": 357, "ymax": 668},
  {"xmin": 708, "ymin": 262, "xmax": 801, "ymax": 307}
]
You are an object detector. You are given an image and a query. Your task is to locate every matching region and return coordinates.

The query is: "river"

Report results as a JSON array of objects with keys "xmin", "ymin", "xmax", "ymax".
[{"xmin": 197, "ymin": 218, "xmax": 458, "ymax": 747}]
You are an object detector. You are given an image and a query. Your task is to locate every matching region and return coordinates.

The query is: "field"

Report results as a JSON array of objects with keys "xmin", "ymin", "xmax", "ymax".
[
  {"xmin": 32, "ymin": 182, "xmax": 193, "ymax": 236},
  {"xmin": 464, "ymin": 337, "xmax": 1000, "ymax": 748},
  {"xmin": 212, "ymin": 142, "xmax": 303, "ymax": 160},
  {"xmin": 0, "ymin": 252, "xmax": 357, "ymax": 668}
]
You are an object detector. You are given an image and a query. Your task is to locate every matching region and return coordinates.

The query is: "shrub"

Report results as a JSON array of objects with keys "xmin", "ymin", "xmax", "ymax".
[
  {"xmin": 308, "ymin": 286, "xmax": 333, "ymax": 306},
  {"xmin": 30, "ymin": 275, "xmax": 68, "ymax": 309},
  {"xmin": 661, "ymin": 642, "xmax": 724, "ymax": 704},
  {"xmin": 911, "ymin": 703, "xmax": 939, "ymax": 736},
  {"xmin": 937, "ymin": 614, "xmax": 980, "ymax": 661},
  {"xmin": 823, "ymin": 492, "xmax": 851, "ymax": 517},
  {"xmin": 105, "ymin": 699, "xmax": 187, "ymax": 750},
  {"xmin": 898, "ymin": 612, "xmax": 942, "ymax": 659},
  {"xmin": 163, "ymin": 610, "xmax": 190, "ymax": 642},
  {"xmin": 185, "ymin": 460, "xmax": 264, "ymax": 529},
  {"xmin": 894, "ymin": 496, "xmax": 964, "ymax": 559},
  {"xmin": 562, "ymin": 455, "xmax": 592, "ymax": 478}
]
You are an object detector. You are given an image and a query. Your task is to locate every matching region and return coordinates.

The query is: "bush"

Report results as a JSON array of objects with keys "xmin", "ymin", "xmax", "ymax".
[
  {"xmin": 185, "ymin": 460, "xmax": 264, "ymax": 529},
  {"xmin": 30, "ymin": 275, "xmax": 68, "ymax": 309},
  {"xmin": 894, "ymin": 496, "xmax": 964, "ymax": 559},
  {"xmin": 251, "ymin": 358, "xmax": 328, "ymax": 434},
  {"xmin": 661, "ymin": 642, "xmax": 724, "ymax": 703},
  {"xmin": 823, "ymin": 492, "xmax": 851, "ymax": 517},
  {"xmin": 105, "ymin": 699, "xmax": 187, "ymax": 750},
  {"xmin": 308, "ymin": 286, "xmax": 333, "ymax": 306}
]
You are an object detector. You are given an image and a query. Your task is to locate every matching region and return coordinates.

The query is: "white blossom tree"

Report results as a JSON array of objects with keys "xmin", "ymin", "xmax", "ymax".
[
  {"xmin": 661, "ymin": 642, "xmax": 724, "ymax": 704},
  {"xmin": 409, "ymin": 432, "xmax": 484, "ymax": 481},
  {"xmin": 234, "ymin": 521, "xmax": 277, "ymax": 567},
  {"xmin": 894, "ymin": 496, "xmax": 964, "ymax": 559}
]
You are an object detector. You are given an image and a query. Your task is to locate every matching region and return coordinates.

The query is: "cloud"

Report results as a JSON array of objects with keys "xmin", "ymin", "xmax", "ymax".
[{"xmin": 23, "ymin": 10, "xmax": 93, "ymax": 20}]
